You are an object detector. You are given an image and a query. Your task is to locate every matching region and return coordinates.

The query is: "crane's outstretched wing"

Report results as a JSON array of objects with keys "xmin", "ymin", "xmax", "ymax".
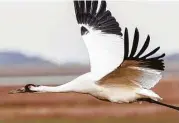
[
  {"xmin": 74, "ymin": 0, "xmax": 124, "ymax": 80},
  {"xmin": 99, "ymin": 28, "xmax": 165, "ymax": 89}
]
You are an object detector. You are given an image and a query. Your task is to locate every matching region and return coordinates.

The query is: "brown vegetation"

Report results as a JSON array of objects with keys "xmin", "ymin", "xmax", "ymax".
[{"xmin": 0, "ymin": 79, "xmax": 179, "ymax": 122}]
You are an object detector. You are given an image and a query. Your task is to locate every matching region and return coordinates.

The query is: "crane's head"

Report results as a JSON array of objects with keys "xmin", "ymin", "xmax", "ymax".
[{"xmin": 8, "ymin": 84, "xmax": 40, "ymax": 94}]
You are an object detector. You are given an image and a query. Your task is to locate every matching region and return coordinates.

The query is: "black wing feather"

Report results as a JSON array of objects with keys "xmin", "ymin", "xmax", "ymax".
[
  {"xmin": 96, "ymin": 1, "xmax": 106, "ymax": 17},
  {"xmin": 148, "ymin": 53, "xmax": 165, "ymax": 60},
  {"xmin": 141, "ymin": 47, "xmax": 160, "ymax": 59},
  {"xmin": 85, "ymin": 1, "xmax": 92, "ymax": 24},
  {"xmin": 74, "ymin": 0, "xmax": 122, "ymax": 36},
  {"xmin": 124, "ymin": 28, "xmax": 165, "ymax": 71},
  {"xmin": 86, "ymin": 1, "xmax": 91, "ymax": 14},
  {"xmin": 124, "ymin": 28, "xmax": 129, "ymax": 59},
  {"xmin": 97, "ymin": 10, "xmax": 111, "ymax": 22},
  {"xmin": 91, "ymin": 1, "xmax": 98, "ymax": 16},
  {"xmin": 79, "ymin": 1, "xmax": 85, "ymax": 23},
  {"xmin": 129, "ymin": 28, "xmax": 139, "ymax": 57},
  {"xmin": 74, "ymin": 1, "xmax": 80, "ymax": 23},
  {"xmin": 135, "ymin": 35, "xmax": 150, "ymax": 58}
]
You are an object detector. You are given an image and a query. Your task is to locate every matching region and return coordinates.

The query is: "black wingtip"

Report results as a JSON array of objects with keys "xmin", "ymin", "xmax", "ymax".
[
  {"xmin": 124, "ymin": 28, "xmax": 129, "ymax": 59},
  {"xmin": 162, "ymin": 53, "xmax": 166, "ymax": 58},
  {"xmin": 148, "ymin": 53, "xmax": 165, "ymax": 60},
  {"xmin": 96, "ymin": 0, "xmax": 107, "ymax": 17},
  {"xmin": 74, "ymin": 1, "xmax": 80, "ymax": 23},
  {"xmin": 129, "ymin": 28, "xmax": 139, "ymax": 57},
  {"xmin": 135, "ymin": 35, "xmax": 150, "ymax": 58},
  {"xmin": 124, "ymin": 28, "xmax": 165, "ymax": 71},
  {"xmin": 74, "ymin": 0, "xmax": 122, "ymax": 36},
  {"xmin": 141, "ymin": 46, "xmax": 160, "ymax": 59}
]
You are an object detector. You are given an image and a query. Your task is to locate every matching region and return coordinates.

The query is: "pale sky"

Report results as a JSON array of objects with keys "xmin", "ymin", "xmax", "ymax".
[{"xmin": 0, "ymin": 1, "xmax": 178, "ymax": 65}]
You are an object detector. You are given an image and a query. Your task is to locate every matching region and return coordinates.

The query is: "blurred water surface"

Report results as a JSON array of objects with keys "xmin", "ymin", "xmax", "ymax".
[{"xmin": 0, "ymin": 75, "xmax": 79, "ymax": 86}]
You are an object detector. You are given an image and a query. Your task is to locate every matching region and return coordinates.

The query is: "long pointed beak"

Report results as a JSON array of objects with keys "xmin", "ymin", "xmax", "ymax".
[{"xmin": 8, "ymin": 87, "xmax": 26, "ymax": 94}]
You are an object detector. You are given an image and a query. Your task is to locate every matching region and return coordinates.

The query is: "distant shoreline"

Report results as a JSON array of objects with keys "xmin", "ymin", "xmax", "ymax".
[{"xmin": 0, "ymin": 75, "xmax": 79, "ymax": 86}]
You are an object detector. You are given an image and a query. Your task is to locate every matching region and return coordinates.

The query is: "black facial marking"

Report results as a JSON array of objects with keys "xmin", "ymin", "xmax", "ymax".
[{"xmin": 25, "ymin": 84, "xmax": 39, "ymax": 92}]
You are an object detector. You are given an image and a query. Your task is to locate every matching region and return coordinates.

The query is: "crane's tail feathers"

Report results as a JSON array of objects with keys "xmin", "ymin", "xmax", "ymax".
[
  {"xmin": 137, "ymin": 98, "xmax": 179, "ymax": 112},
  {"xmin": 137, "ymin": 89, "xmax": 162, "ymax": 101}
]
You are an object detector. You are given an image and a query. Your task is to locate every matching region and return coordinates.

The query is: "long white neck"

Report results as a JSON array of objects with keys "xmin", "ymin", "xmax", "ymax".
[
  {"xmin": 30, "ymin": 73, "xmax": 95, "ymax": 93},
  {"xmin": 31, "ymin": 82, "xmax": 77, "ymax": 93}
]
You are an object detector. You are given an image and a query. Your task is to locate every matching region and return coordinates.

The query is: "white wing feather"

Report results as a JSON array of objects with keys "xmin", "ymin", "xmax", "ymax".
[
  {"xmin": 82, "ymin": 25, "xmax": 124, "ymax": 80},
  {"xmin": 129, "ymin": 66, "xmax": 162, "ymax": 89},
  {"xmin": 74, "ymin": 1, "xmax": 124, "ymax": 80},
  {"xmin": 99, "ymin": 28, "xmax": 165, "ymax": 89}
]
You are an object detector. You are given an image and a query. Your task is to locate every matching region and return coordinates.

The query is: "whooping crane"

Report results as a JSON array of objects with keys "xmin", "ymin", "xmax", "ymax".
[{"xmin": 9, "ymin": 0, "xmax": 179, "ymax": 111}]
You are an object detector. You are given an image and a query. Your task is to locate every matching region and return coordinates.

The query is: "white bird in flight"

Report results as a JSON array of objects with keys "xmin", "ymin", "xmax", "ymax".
[{"xmin": 10, "ymin": 0, "xmax": 179, "ymax": 111}]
